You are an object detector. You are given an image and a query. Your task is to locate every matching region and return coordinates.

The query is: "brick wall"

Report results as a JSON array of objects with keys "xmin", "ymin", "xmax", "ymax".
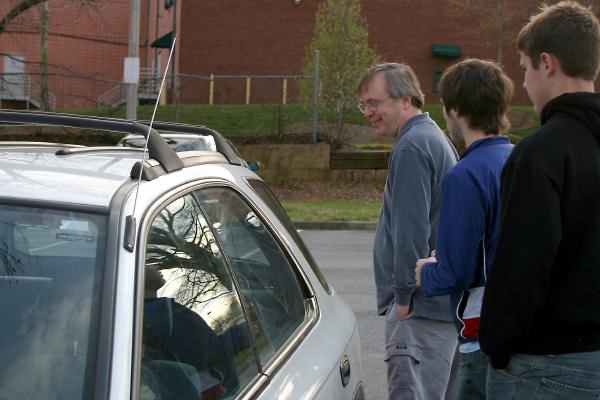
[
  {"xmin": 176, "ymin": 0, "xmax": 541, "ymax": 106},
  {"xmin": 3, "ymin": 0, "xmax": 600, "ymax": 108}
]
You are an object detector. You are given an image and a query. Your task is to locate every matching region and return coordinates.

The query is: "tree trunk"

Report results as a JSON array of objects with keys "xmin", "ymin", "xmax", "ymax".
[
  {"xmin": 496, "ymin": 0, "xmax": 504, "ymax": 65},
  {"xmin": 39, "ymin": 1, "xmax": 49, "ymax": 111}
]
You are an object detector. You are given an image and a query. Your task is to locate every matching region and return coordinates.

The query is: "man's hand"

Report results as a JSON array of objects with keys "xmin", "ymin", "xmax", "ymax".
[
  {"xmin": 415, "ymin": 254, "xmax": 437, "ymax": 287},
  {"xmin": 396, "ymin": 303, "xmax": 411, "ymax": 319}
]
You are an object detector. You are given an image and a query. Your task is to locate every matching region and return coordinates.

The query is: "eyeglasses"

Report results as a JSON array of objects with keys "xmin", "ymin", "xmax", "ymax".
[{"xmin": 357, "ymin": 97, "xmax": 392, "ymax": 113}]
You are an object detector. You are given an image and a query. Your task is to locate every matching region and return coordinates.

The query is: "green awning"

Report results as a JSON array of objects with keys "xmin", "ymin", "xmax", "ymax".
[
  {"xmin": 151, "ymin": 31, "xmax": 174, "ymax": 48},
  {"xmin": 432, "ymin": 44, "xmax": 461, "ymax": 58}
]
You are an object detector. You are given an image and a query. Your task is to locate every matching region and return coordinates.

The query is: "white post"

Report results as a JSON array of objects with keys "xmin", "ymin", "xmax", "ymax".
[{"xmin": 126, "ymin": 0, "xmax": 140, "ymax": 120}]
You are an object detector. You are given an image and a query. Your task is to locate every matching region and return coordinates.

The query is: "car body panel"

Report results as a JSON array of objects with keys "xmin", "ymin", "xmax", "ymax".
[
  {"xmin": 257, "ymin": 287, "xmax": 361, "ymax": 400},
  {"xmin": 112, "ymin": 165, "xmax": 363, "ymax": 400}
]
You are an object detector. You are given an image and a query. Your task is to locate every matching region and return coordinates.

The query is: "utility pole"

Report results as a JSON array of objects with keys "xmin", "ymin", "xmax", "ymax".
[
  {"xmin": 170, "ymin": 0, "xmax": 177, "ymax": 100},
  {"xmin": 125, "ymin": 0, "xmax": 140, "ymax": 120}
]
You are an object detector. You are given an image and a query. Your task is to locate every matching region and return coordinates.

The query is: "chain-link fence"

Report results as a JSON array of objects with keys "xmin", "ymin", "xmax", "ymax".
[
  {"xmin": 0, "ymin": 65, "xmax": 320, "ymax": 141},
  {"xmin": 0, "ymin": 72, "xmax": 312, "ymax": 107}
]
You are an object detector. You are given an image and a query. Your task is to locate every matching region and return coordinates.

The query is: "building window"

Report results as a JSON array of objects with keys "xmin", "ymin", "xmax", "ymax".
[
  {"xmin": 431, "ymin": 44, "xmax": 461, "ymax": 58},
  {"xmin": 2, "ymin": 54, "xmax": 26, "ymax": 100},
  {"xmin": 432, "ymin": 69, "xmax": 444, "ymax": 93}
]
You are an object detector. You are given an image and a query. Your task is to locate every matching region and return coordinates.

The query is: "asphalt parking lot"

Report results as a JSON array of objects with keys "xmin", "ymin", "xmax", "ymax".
[{"xmin": 299, "ymin": 229, "xmax": 386, "ymax": 400}]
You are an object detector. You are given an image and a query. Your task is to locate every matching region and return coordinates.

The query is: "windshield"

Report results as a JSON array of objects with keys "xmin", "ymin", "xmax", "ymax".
[
  {"xmin": 121, "ymin": 136, "xmax": 216, "ymax": 152},
  {"xmin": 0, "ymin": 205, "xmax": 107, "ymax": 399}
]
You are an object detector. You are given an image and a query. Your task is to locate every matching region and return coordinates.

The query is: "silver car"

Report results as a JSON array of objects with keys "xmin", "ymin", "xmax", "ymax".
[{"xmin": 0, "ymin": 110, "xmax": 364, "ymax": 400}]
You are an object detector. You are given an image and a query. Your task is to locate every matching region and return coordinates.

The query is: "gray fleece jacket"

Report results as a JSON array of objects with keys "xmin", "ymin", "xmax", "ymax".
[{"xmin": 373, "ymin": 112, "xmax": 458, "ymax": 320}]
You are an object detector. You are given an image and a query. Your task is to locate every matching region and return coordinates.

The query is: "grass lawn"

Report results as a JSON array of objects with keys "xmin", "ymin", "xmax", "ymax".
[
  {"xmin": 61, "ymin": 104, "xmax": 316, "ymax": 137},
  {"xmin": 282, "ymin": 199, "xmax": 381, "ymax": 222},
  {"xmin": 61, "ymin": 103, "xmax": 537, "ymax": 140},
  {"xmin": 508, "ymin": 105, "xmax": 540, "ymax": 141}
]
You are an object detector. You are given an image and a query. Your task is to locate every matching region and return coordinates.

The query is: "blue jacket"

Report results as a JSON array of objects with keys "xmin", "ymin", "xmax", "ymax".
[
  {"xmin": 420, "ymin": 135, "xmax": 513, "ymax": 341},
  {"xmin": 373, "ymin": 113, "xmax": 458, "ymax": 320}
]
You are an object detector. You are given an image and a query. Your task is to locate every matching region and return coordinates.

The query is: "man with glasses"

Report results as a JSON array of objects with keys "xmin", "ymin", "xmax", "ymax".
[{"xmin": 358, "ymin": 63, "xmax": 458, "ymax": 399}]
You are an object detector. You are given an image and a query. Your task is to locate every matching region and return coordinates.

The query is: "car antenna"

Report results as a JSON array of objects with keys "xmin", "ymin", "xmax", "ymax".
[{"xmin": 124, "ymin": 33, "xmax": 178, "ymax": 253}]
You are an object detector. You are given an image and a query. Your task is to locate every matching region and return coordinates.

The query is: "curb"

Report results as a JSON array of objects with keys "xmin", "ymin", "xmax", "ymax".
[{"xmin": 293, "ymin": 221, "xmax": 377, "ymax": 231}]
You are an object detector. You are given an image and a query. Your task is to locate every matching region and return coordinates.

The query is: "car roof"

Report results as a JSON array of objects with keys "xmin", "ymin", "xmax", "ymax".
[
  {"xmin": 0, "ymin": 110, "xmax": 249, "ymax": 209},
  {"xmin": 0, "ymin": 146, "xmax": 142, "ymax": 208}
]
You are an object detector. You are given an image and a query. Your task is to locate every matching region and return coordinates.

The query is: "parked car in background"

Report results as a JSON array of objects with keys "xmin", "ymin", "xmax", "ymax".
[
  {"xmin": 118, "ymin": 132, "xmax": 217, "ymax": 152},
  {"xmin": 0, "ymin": 110, "xmax": 364, "ymax": 400}
]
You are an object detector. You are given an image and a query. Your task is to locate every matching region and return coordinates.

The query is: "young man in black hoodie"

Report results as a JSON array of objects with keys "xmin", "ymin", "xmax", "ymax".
[{"xmin": 479, "ymin": 1, "xmax": 600, "ymax": 399}]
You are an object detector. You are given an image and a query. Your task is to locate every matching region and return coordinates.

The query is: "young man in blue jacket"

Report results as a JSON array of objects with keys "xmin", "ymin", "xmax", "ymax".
[
  {"xmin": 415, "ymin": 59, "xmax": 514, "ymax": 399},
  {"xmin": 479, "ymin": 2, "xmax": 600, "ymax": 399}
]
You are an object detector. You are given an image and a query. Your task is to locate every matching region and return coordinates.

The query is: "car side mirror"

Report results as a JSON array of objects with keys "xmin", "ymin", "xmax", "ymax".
[{"xmin": 247, "ymin": 161, "xmax": 260, "ymax": 171}]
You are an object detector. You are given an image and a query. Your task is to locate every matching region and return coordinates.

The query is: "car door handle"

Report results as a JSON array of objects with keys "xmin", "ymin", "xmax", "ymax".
[{"xmin": 340, "ymin": 354, "xmax": 351, "ymax": 387}]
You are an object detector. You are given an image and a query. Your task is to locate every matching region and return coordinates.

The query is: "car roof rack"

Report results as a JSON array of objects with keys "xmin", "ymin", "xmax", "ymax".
[
  {"xmin": 0, "ymin": 110, "xmax": 184, "ymax": 174},
  {"xmin": 0, "ymin": 110, "xmax": 247, "ymax": 178},
  {"xmin": 0, "ymin": 141, "xmax": 85, "ymax": 148},
  {"xmin": 135, "ymin": 120, "xmax": 244, "ymax": 166}
]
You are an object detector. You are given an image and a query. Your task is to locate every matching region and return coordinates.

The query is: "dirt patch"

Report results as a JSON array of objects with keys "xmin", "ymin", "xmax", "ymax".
[{"xmin": 268, "ymin": 111, "xmax": 537, "ymax": 201}]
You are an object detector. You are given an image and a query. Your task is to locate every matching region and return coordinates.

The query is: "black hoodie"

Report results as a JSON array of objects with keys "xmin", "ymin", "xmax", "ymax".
[{"xmin": 479, "ymin": 92, "xmax": 600, "ymax": 369}]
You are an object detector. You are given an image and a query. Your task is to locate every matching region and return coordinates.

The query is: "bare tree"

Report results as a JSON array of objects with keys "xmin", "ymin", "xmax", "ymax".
[
  {"xmin": 0, "ymin": 0, "xmax": 99, "ymax": 34},
  {"xmin": 0, "ymin": 0, "xmax": 103, "ymax": 34},
  {"xmin": 0, "ymin": 0, "xmax": 47, "ymax": 34},
  {"xmin": 1, "ymin": 0, "xmax": 111, "ymax": 110},
  {"xmin": 450, "ymin": 0, "xmax": 539, "ymax": 64}
]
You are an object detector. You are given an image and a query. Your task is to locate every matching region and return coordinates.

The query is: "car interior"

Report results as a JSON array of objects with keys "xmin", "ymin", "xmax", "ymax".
[{"xmin": 0, "ymin": 207, "xmax": 106, "ymax": 400}]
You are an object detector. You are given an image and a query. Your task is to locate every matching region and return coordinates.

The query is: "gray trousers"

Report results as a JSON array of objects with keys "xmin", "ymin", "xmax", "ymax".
[{"xmin": 384, "ymin": 304, "xmax": 457, "ymax": 400}]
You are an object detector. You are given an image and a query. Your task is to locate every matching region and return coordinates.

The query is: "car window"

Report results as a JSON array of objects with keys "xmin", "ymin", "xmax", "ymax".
[
  {"xmin": 0, "ymin": 206, "xmax": 106, "ymax": 400},
  {"xmin": 120, "ymin": 137, "xmax": 147, "ymax": 149},
  {"xmin": 141, "ymin": 194, "xmax": 258, "ymax": 400},
  {"xmin": 195, "ymin": 187, "xmax": 307, "ymax": 365},
  {"xmin": 247, "ymin": 179, "xmax": 330, "ymax": 293},
  {"xmin": 168, "ymin": 137, "xmax": 212, "ymax": 152}
]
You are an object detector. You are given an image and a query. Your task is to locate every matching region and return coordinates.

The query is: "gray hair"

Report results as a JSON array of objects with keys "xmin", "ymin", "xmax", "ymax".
[{"xmin": 358, "ymin": 62, "xmax": 425, "ymax": 108}]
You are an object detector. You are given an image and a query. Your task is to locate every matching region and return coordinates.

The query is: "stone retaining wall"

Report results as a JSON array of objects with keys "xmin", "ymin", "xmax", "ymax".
[{"xmin": 238, "ymin": 144, "xmax": 388, "ymax": 185}]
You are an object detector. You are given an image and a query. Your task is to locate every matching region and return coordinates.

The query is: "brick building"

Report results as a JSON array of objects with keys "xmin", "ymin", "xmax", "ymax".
[
  {"xmin": 1, "ymin": 0, "xmax": 592, "ymax": 109},
  {"xmin": 0, "ymin": 0, "xmax": 173, "ymax": 109}
]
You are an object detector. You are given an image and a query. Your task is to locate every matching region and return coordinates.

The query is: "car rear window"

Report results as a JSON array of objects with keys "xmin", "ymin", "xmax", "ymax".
[
  {"xmin": 0, "ymin": 205, "xmax": 107, "ymax": 399},
  {"xmin": 246, "ymin": 179, "xmax": 331, "ymax": 293}
]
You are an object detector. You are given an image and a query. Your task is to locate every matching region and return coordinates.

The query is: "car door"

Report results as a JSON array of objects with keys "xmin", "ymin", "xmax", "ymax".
[{"xmin": 134, "ymin": 183, "xmax": 315, "ymax": 399}]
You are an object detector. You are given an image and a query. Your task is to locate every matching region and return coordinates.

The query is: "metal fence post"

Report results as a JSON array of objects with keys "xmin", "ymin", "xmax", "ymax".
[
  {"xmin": 26, "ymin": 78, "xmax": 31, "ymax": 110},
  {"xmin": 311, "ymin": 50, "xmax": 319, "ymax": 144},
  {"xmin": 175, "ymin": 74, "xmax": 181, "ymax": 122},
  {"xmin": 245, "ymin": 77, "xmax": 251, "ymax": 105},
  {"xmin": 209, "ymin": 74, "xmax": 214, "ymax": 105}
]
